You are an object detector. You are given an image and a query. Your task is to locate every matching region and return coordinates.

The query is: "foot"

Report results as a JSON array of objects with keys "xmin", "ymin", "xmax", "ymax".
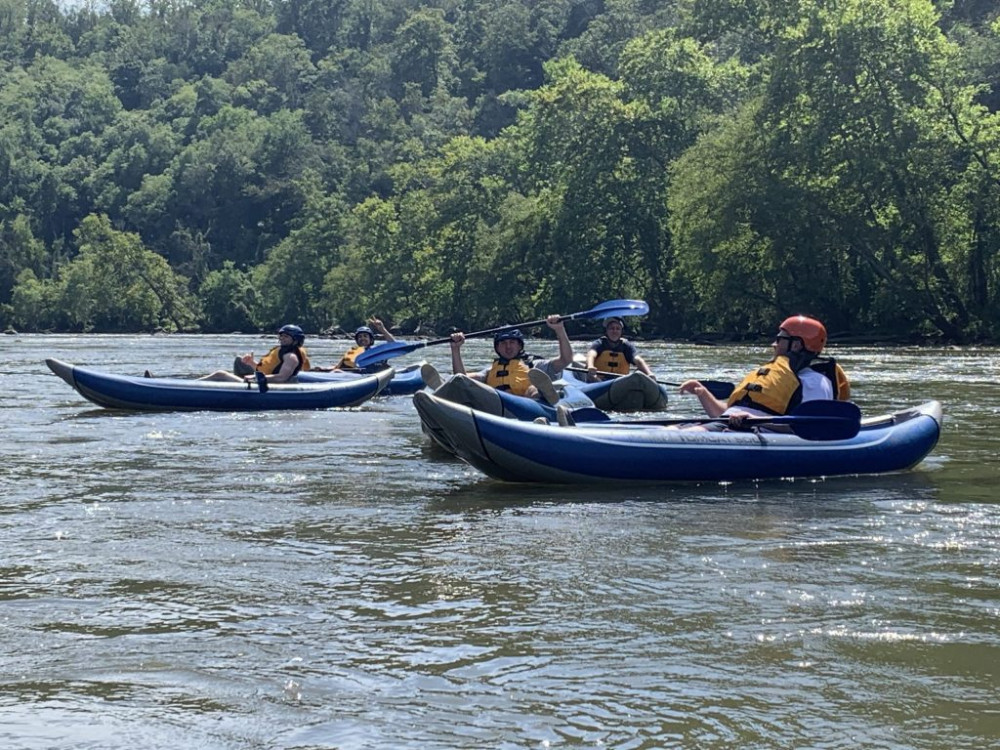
[
  {"xmin": 528, "ymin": 368, "xmax": 560, "ymax": 405},
  {"xmin": 421, "ymin": 363, "xmax": 444, "ymax": 390},
  {"xmin": 556, "ymin": 404, "xmax": 577, "ymax": 427},
  {"xmin": 532, "ymin": 416, "xmax": 549, "ymax": 424}
]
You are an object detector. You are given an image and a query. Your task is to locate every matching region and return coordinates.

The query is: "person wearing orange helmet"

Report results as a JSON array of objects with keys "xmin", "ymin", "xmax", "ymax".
[{"xmin": 679, "ymin": 315, "xmax": 850, "ymax": 428}]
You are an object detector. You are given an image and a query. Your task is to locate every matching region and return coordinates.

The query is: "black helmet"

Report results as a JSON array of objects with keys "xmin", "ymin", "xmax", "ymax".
[
  {"xmin": 493, "ymin": 328, "xmax": 524, "ymax": 353},
  {"xmin": 277, "ymin": 324, "xmax": 305, "ymax": 345},
  {"xmin": 354, "ymin": 326, "xmax": 375, "ymax": 345}
]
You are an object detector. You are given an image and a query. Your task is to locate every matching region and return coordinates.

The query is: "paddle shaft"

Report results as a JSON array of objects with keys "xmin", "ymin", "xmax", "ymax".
[
  {"xmin": 593, "ymin": 400, "xmax": 862, "ymax": 441},
  {"xmin": 354, "ymin": 298, "xmax": 649, "ymax": 368}
]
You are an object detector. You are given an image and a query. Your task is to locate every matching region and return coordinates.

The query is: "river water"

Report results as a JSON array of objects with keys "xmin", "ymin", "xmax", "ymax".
[{"xmin": 2, "ymin": 334, "xmax": 997, "ymax": 749}]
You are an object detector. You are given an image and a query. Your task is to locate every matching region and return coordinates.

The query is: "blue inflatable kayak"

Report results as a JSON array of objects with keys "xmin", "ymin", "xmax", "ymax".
[
  {"xmin": 412, "ymin": 391, "xmax": 943, "ymax": 483},
  {"xmin": 298, "ymin": 362, "xmax": 426, "ymax": 395},
  {"xmin": 46, "ymin": 358, "xmax": 392, "ymax": 412}
]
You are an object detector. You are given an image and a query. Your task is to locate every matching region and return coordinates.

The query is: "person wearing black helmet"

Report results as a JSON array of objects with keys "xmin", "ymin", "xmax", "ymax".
[
  {"xmin": 202, "ymin": 324, "xmax": 311, "ymax": 383},
  {"xmin": 312, "ymin": 317, "xmax": 396, "ymax": 373},
  {"xmin": 585, "ymin": 317, "xmax": 653, "ymax": 380},
  {"xmin": 445, "ymin": 314, "xmax": 574, "ymax": 400}
]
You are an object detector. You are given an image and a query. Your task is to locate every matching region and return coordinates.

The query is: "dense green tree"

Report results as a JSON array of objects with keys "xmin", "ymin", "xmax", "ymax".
[
  {"xmin": 50, "ymin": 213, "xmax": 198, "ymax": 332},
  {"xmin": 0, "ymin": 213, "xmax": 46, "ymax": 300},
  {"xmin": 199, "ymin": 260, "xmax": 257, "ymax": 332}
]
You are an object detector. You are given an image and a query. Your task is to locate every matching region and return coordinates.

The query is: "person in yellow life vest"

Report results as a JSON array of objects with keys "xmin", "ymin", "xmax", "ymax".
[
  {"xmin": 585, "ymin": 317, "xmax": 654, "ymax": 380},
  {"xmin": 678, "ymin": 315, "xmax": 850, "ymax": 430},
  {"xmin": 201, "ymin": 324, "xmax": 310, "ymax": 383},
  {"xmin": 312, "ymin": 317, "xmax": 396, "ymax": 373},
  {"xmin": 447, "ymin": 314, "xmax": 574, "ymax": 399}
]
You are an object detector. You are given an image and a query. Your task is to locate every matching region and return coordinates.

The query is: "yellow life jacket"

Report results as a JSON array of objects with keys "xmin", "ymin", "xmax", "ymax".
[
  {"xmin": 257, "ymin": 345, "xmax": 310, "ymax": 375},
  {"xmin": 338, "ymin": 344, "xmax": 367, "ymax": 370},
  {"xmin": 485, "ymin": 358, "xmax": 533, "ymax": 396},
  {"xmin": 810, "ymin": 357, "xmax": 851, "ymax": 401},
  {"xmin": 593, "ymin": 348, "xmax": 631, "ymax": 376},
  {"xmin": 727, "ymin": 355, "xmax": 803, "ymax": 416}
]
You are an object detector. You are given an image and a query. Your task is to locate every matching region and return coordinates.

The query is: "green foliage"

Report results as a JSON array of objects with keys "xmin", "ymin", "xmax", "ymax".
[
  {"xmin": 46, "ymin": 214, "xmax": 199, "ymax": 332},
  {"xmin": 0, "ymin": 0, "xmax": 996, "ymax": 342},
  {"xmin": 199, "ymin": 260, "xmax": 257, "ymax": 332}
]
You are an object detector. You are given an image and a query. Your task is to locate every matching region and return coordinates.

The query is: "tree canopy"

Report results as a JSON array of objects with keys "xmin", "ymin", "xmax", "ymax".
[{"xmin": 0, "ymin": 0, "xmax": 997, "ymax": 342}]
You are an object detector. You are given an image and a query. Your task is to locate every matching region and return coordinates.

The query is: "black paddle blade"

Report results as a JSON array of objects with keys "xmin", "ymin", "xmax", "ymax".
[{"xmin": 771, "ymin": 400, "xmax": 862, "ymax": 441}]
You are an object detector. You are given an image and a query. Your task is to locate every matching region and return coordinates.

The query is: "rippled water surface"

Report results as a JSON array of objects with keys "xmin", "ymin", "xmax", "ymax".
[{"xmin": 2, "ymin": 334, "xmax": 998, "ymax": 749}]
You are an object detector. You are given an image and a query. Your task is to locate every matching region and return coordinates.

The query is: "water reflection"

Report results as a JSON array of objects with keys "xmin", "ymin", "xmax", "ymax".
[{"xmin": 2, "ymin": 335, "xmax": 998, "ymax": 750}]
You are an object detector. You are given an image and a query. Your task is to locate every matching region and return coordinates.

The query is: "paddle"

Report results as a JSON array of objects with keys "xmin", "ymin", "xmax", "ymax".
[
  {"xmin": 353, "ymin": 299, "xmax": 650, "ymax": 369},
  {"xmin": 566, "ymin": 400, "xmax": 862, "ymax": 441},
  {"xmin": 565, "ymin": 364, "xmax": 734, "ymax": 400}
]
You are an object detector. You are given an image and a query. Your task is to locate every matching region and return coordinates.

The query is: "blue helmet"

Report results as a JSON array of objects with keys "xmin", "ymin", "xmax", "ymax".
[
  {"xmin": 278, "ymin": 324, "xmax": 305, "ymax": 345},
  {"xmin": 493, "ymin": 328, "xmax": 524, "ymax": 353},
  {"xmin": 354, "ymin": 326, "xmax": 375, "ymax": 345}
]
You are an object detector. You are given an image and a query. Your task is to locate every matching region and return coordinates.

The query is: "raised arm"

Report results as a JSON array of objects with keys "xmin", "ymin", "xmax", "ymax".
[
  {"xmin": 450, "ymin": 332, "xmax": 467, "ymax": 375},
  {"xmin": 369, "ymin": 317, "xmax": 396, "ymax": 343},
  {"xmin": 545, "ymin": 314, "xmax": 574, "ymax": 370}
]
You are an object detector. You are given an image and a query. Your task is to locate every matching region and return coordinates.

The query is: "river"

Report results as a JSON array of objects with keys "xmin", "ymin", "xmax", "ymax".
[{"xmin": 2, "ymin": 334, "xmax": 997, "ymax": 749}]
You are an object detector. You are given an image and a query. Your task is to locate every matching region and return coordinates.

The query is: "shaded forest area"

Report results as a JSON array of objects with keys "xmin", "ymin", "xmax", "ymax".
[{"xmin": 1, "ymin": 0, "xmax": 998, "ymax": 342}]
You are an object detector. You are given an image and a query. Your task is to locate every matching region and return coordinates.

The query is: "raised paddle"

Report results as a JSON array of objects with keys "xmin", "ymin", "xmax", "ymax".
[
  {"xmin": 353, "ymin": 299, "xmax": 650, "ymax": 369},
  {"xmin": 564, "ymin": 400, "xmax": 862, "ymax": 441},
  {"xmin": 565, "ymin": 364, "xmax": 734, "ymax": 400}
]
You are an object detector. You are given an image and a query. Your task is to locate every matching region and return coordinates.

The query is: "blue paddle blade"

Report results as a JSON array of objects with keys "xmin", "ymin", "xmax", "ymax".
[{"xmin": 576, "ymin": 299, "xmax": 649, "ymax": 320}]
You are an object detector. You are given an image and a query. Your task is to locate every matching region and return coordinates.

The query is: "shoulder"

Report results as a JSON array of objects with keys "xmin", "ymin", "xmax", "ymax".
[
  {"xmin": 799, "ymin": 367, "xmax": 834, "ymax": 397},
  {"xmin": 588, "ymin": 337, "xmax": 605, "ymax": 350}
]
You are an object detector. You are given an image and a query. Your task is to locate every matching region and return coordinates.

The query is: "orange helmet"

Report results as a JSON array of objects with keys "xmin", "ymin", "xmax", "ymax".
[{"xmin": 779, "ymin": 315, "xmax": 826, "ymax": 353}]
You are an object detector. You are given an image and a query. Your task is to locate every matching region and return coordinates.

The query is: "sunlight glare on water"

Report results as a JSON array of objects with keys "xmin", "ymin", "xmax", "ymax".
[{"xmin": 0, "ymin": 334, "xmax": 997, "ymax": 749}]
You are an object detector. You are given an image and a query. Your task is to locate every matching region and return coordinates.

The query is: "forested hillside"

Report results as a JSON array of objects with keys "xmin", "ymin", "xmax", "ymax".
[{"xmin": 1, "ymin": 0, "xmax": 998, "ymax": 341}]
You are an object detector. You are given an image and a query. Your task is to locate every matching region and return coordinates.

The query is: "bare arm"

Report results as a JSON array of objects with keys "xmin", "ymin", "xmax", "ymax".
[
  {"xmin": 369, "ymin": 317, "xmax": 396, "ymax": 343},
  {"xmin": 679, "ymin": 379, "xmax": 727, "ymax": 417},
  {"xmin": 450, "ymin": 332, "xmax": 467, "ymax": 375},
  {"xmin": 632, "ymin": 354, "xmax": 654, "ymax": 377},
  {"xmin": 545, "ymin": 315, "xmax": 574, "ymax": 370},
  {"xmin": 268, "ymin": 353, "xmax": 301, "ymax": 383}
]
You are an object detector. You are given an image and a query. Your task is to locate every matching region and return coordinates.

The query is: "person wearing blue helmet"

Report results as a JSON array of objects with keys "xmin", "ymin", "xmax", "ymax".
[
  {"xmin": 203, "ymin": 324, "xmax": 311, "ymax": 383},
  {"xmin": 313, "ymin": 317, "xmax": 396, "ymax": 373},
  {"xmin": 444, "ymin": 314, "xmax": 574, "ymax": 400}
]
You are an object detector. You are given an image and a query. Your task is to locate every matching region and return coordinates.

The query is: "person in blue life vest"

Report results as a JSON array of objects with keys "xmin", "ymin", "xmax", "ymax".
[
  {"xmin": 202, "ymin": 324, "xmax": 310, "ymax": 383},
  {"xmin": 678, "ymin": 315, "xmax": 850, "ymax": 430},
  {"xmin": 447, "ymin": 314, "xmax": 574, "ymax": 400},
  {"xmin": 585, "ymin": 317, "xmax": 654, "ymax": 381},
  {"xmin": 312, "ymin": 317, "xmax": 396, "ymax": 373}
]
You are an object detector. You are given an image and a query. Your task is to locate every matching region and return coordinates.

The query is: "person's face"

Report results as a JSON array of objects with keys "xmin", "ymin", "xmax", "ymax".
[
  {"xmin": 772, "ymin": 329, "xmax": 801, "ymax": 355},
  {"xmin": 605, "ymin": 321, "xmax": 624, "ymax": 340},
  {"xmin": 495, "ymin": 339, "xmax": 522, "ymax": 359},
  {"xmin": 278, "ymin": 332, "xmax": 294, "ymax": 345},
  {"xmin": 356, "ymin": 333, "xmax": 373, "ymax": 347}
]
